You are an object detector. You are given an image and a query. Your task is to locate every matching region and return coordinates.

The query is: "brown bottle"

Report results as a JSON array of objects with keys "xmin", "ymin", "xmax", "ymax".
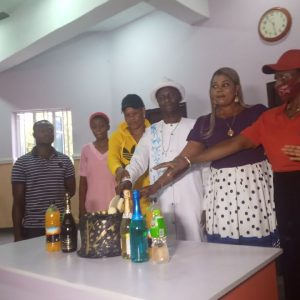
[{"xmin": 61, "ymin": 192, "xmax": 77, "ymax": 252}]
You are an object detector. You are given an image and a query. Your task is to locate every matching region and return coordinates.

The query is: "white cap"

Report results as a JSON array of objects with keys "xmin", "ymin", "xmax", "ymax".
[{"xmin": 150, "ymin": 77, "xmax": 185, "ymax": 103}]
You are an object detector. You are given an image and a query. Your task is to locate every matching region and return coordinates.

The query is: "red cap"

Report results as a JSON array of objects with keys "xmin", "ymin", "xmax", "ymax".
[
  {"xmin": 262, "ymin": 49, "xmax": 300, "ymax": 74},
  {"xmin": 89, "ymin": 112, "xmax": 109, "ymax": 127}
]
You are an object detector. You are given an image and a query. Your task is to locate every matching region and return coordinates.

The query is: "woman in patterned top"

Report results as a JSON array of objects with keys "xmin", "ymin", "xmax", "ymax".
[
  {"xmin": 145, "ymin": 67, "xmax": 278, "ymax": 247},
  {"xmin": 152, "ymin": 51, "xmax": 300, "ymax": 300}
]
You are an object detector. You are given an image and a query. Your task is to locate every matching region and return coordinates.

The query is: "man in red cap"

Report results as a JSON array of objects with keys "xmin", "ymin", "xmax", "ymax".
[{"xmin": 150, "ymin": 49, "xmax": 300, "ymax": 299}]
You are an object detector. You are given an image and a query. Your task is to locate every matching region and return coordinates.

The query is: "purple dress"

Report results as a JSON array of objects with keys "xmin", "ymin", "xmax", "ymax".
[
  {"xmin": 187, "ymin": 104, "xmax": 278, "ymax": 247},
  {"xmin": 188, "ymin": 104, "xmax": 267, "ymax": 168}
]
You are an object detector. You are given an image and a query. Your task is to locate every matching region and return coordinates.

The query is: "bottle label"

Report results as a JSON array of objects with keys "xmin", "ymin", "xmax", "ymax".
[
  {"xmin": 61, "ymin": 235, "xmax": 75, "ymax": 251},
  {"xmin": 46, "ymin": 234, "xmax": 60, "ymax": 243},
  {"xmin": 158, "ymin": 228, "xmax": 166, "ymax": 238},
  {"xmin": 125, "ymin": 233, "xmax": 131, "ymax": 256},
  {"xmin": 46, "ymin": 226, "xmax": 60, "ymax": 235}
]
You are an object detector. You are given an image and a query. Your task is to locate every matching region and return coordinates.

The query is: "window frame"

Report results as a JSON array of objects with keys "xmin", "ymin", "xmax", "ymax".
[{"xmin": 12, "ymin": 108, "xmax": 73, "ymax": 162}]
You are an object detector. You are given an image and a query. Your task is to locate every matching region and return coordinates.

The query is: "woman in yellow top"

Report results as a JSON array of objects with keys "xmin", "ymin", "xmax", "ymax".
[{"xmin": 108, "ymin": 94, "xmax": 151, "ymax": 214}]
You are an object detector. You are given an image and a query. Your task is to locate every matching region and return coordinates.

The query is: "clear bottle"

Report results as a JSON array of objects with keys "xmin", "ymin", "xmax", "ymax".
[
  {"xmin": 145, "ymin": 198, "xmax": 160, "ymax": 229},
  {"xmin": 150, "ymin": 209, "xmax": 169, "ymax": 264},
  {"xmin": 120, "ymin": 189, "xmax": 132, "ymax": 259},
  {"xmin": 145, "ymin": 199, "xmax": 160, "ymax": 258},
  {"xmin": 45, "ymin": 202, "xmax": 61, "ymax": 252},
  {"xmin": 130, "ymin": 190, "xmax": 149, "ymax": 263},
  {"xmin": 61, "ymin": 192, "xmax": 77, "ymax": 253}
]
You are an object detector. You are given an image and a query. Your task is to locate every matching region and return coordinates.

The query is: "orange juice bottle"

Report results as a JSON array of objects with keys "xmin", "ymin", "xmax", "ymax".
[{"xmin": 45, "ymin": 203, "xmax": 61, "ymax": 252}]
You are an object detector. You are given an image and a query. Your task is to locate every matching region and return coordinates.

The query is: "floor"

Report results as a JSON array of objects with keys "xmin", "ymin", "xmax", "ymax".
[
  {"xmin": 0, "ymin": 228, "xmax": 286, "ymax": 299},
  {"xmin": 277, "ymin": 273, "xmax": 286, "ymax": 300}
]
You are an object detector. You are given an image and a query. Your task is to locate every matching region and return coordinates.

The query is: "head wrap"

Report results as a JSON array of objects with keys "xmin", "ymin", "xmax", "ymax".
[{"xmin": 89, "ymin": 112, "xmax": 110, "ymax": 128}]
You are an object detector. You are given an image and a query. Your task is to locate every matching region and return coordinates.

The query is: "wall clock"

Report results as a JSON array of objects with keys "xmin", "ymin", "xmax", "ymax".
[{"xmin": 258, "ymin": 7, "xmax": 292, "ymax": 42}]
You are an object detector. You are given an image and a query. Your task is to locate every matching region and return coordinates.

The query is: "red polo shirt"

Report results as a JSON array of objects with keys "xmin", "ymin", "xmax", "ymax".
[{"xmin": 242, "ymin": 104, "xmax": 300, "ymax": 172}]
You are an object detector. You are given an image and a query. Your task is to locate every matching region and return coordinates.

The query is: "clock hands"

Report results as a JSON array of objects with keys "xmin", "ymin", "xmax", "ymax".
[
  {"xmin": 265, "ymin": 15, "xmax": 277, "ymax": 36},
  {"xmin": 271, "ymin": 21, "xmax": 277, "ymax": 35}
]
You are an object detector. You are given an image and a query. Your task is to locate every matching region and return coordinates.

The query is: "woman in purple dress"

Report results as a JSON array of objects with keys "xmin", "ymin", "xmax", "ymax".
[{"xmin": 145, "ymin": 67, "xmax": 278, "ymax": 247}]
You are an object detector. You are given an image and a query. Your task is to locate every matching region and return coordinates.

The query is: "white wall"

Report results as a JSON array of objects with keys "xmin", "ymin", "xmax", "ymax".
[
  {"xmin": 0, "ymin": 32, "xmax": 112, "ymax": 158},
  {"xmin": 0, "ymin": 0, "xmax": 299, "ymax": 159},
  {"xmin": 108, "ymin": 0, "xmax": 300, "ymax": 117}
]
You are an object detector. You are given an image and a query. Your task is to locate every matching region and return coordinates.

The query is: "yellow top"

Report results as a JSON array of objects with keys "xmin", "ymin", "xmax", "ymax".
[{"xmin": 108, "ymin": 119, "xmax": 151, "ymax": 215}]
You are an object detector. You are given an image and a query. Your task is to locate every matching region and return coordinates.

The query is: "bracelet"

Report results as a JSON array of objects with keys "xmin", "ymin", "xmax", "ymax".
[{"xmin": 183, "ymin": 156, "xmax": 192, "ymax": 168}]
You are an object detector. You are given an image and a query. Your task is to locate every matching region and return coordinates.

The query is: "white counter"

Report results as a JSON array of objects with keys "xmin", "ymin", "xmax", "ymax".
[{"xmin": 0, "ymin": 237, "xmax": 281, "ymax": 300}]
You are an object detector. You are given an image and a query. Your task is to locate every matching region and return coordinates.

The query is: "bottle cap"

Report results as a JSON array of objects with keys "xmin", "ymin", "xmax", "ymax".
[{"xmin": 47, "ymin": 203, "xmax": 58, "ymax": 212}]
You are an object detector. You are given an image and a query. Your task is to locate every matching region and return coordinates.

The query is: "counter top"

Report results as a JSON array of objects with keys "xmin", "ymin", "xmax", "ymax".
[{"xmin": 0, "ymin": 237, "xmax": 282, "ymax": 300}]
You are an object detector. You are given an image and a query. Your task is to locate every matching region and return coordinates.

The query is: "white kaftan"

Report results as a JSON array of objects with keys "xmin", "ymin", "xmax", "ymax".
[{"xmin": 126, "ymin": 118, "xmax": 207, "ymax": 241}]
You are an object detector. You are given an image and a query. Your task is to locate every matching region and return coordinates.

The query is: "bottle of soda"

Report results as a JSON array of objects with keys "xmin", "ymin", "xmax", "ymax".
[
  {"xmin": 45, "ymin": 202, "xmax": 61, "ymax": 252},
  {"xmin": 130, "ymin": 190, "xmax": 149, "ymax": 263},
  {"xmin": 145, "ymin": 198, "xmax": 160, "ymax": 229},
  {"xmin": 120, "ymin": 189, "xmax": 132, "ymax": 259},
  {"xmin": 145, "ymin": 198, "xmax": 160, "ymax": 258},
  {"xmin": 61, "ymin": 192, "xmax": 77, "ymax": 253},
  {"xmin": 150, "ymin": 209, "xmax": 169, "ymax": 264}
]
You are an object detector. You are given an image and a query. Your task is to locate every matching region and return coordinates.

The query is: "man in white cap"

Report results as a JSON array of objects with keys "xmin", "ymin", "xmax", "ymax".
[{"xmin": 120, "ymin": 78, "xmax": 207, "ymax": 242}]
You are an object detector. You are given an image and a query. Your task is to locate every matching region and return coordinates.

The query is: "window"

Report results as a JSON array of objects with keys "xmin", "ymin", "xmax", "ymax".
[{"xmin": 12, "ymin": 109, "xmax": 73, "ymax": 161}]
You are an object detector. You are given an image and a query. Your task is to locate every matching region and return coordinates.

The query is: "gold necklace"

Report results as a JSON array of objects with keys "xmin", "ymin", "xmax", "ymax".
[
  {"xmin": 286, "ymin": 104, "xmax": 300, "ymax": 118},
  {"xmin": 224, "ymin": 115, "xmax": 237, "ymax": 137}
]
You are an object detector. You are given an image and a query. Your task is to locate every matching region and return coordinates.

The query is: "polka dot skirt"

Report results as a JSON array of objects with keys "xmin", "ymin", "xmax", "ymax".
[{"xmin": 205, "ymin": 161, "xmax": 277, "ymax": 243}]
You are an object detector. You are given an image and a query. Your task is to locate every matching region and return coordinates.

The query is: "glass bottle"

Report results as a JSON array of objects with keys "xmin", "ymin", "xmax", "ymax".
[
  {"xmin": 145, "ymin": 198, "xmax": 160, "ymax": 229},
  {"xmin": 150, "ymin": 209, "xmax": 169, "ymax": 264},
  {"xmin": 120, "ymin": 189, "xmax": 132, "ymax": 259},
  {"xmin": 129, "ymin": 190, "xmax": 149, "ymax": 263},
  {"xmin": 61, "ymin": 192, "xmax": 77, "ymax": 253},
  {"xmin": 45, "ymin": 202, "xmax": 61, "ymax": 252},
  {"xmin": 145, "ymin": 199, "xmax": 160, "ymax": 258}
]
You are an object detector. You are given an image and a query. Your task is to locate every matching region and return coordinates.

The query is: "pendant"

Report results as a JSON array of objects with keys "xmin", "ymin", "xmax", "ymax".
[{"xmin": 227, "ymin": 128, "xmax": 234, "ymax": 137}]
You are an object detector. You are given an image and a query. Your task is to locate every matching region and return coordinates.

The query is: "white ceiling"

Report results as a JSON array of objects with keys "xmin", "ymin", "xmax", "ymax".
[
  {"xmin": 0, "ymin": 0, "xmax": 155, "ymax": 31},
  {"xmin": 88, "ymin": 2, "xmax": 155, "ymax": 32},
  {"xmin": 0, "ymin": 0, "xmax": 23, "ymax": 15},
  {"xmin": 0, "ymin": 0, "xmax": 209, "ymax": 72}
]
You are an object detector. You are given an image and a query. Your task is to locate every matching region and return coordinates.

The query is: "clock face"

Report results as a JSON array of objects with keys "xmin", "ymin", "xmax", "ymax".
[{"xmin": 258, "ymin": 7, "xmax": 292, "ymax": 42}]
